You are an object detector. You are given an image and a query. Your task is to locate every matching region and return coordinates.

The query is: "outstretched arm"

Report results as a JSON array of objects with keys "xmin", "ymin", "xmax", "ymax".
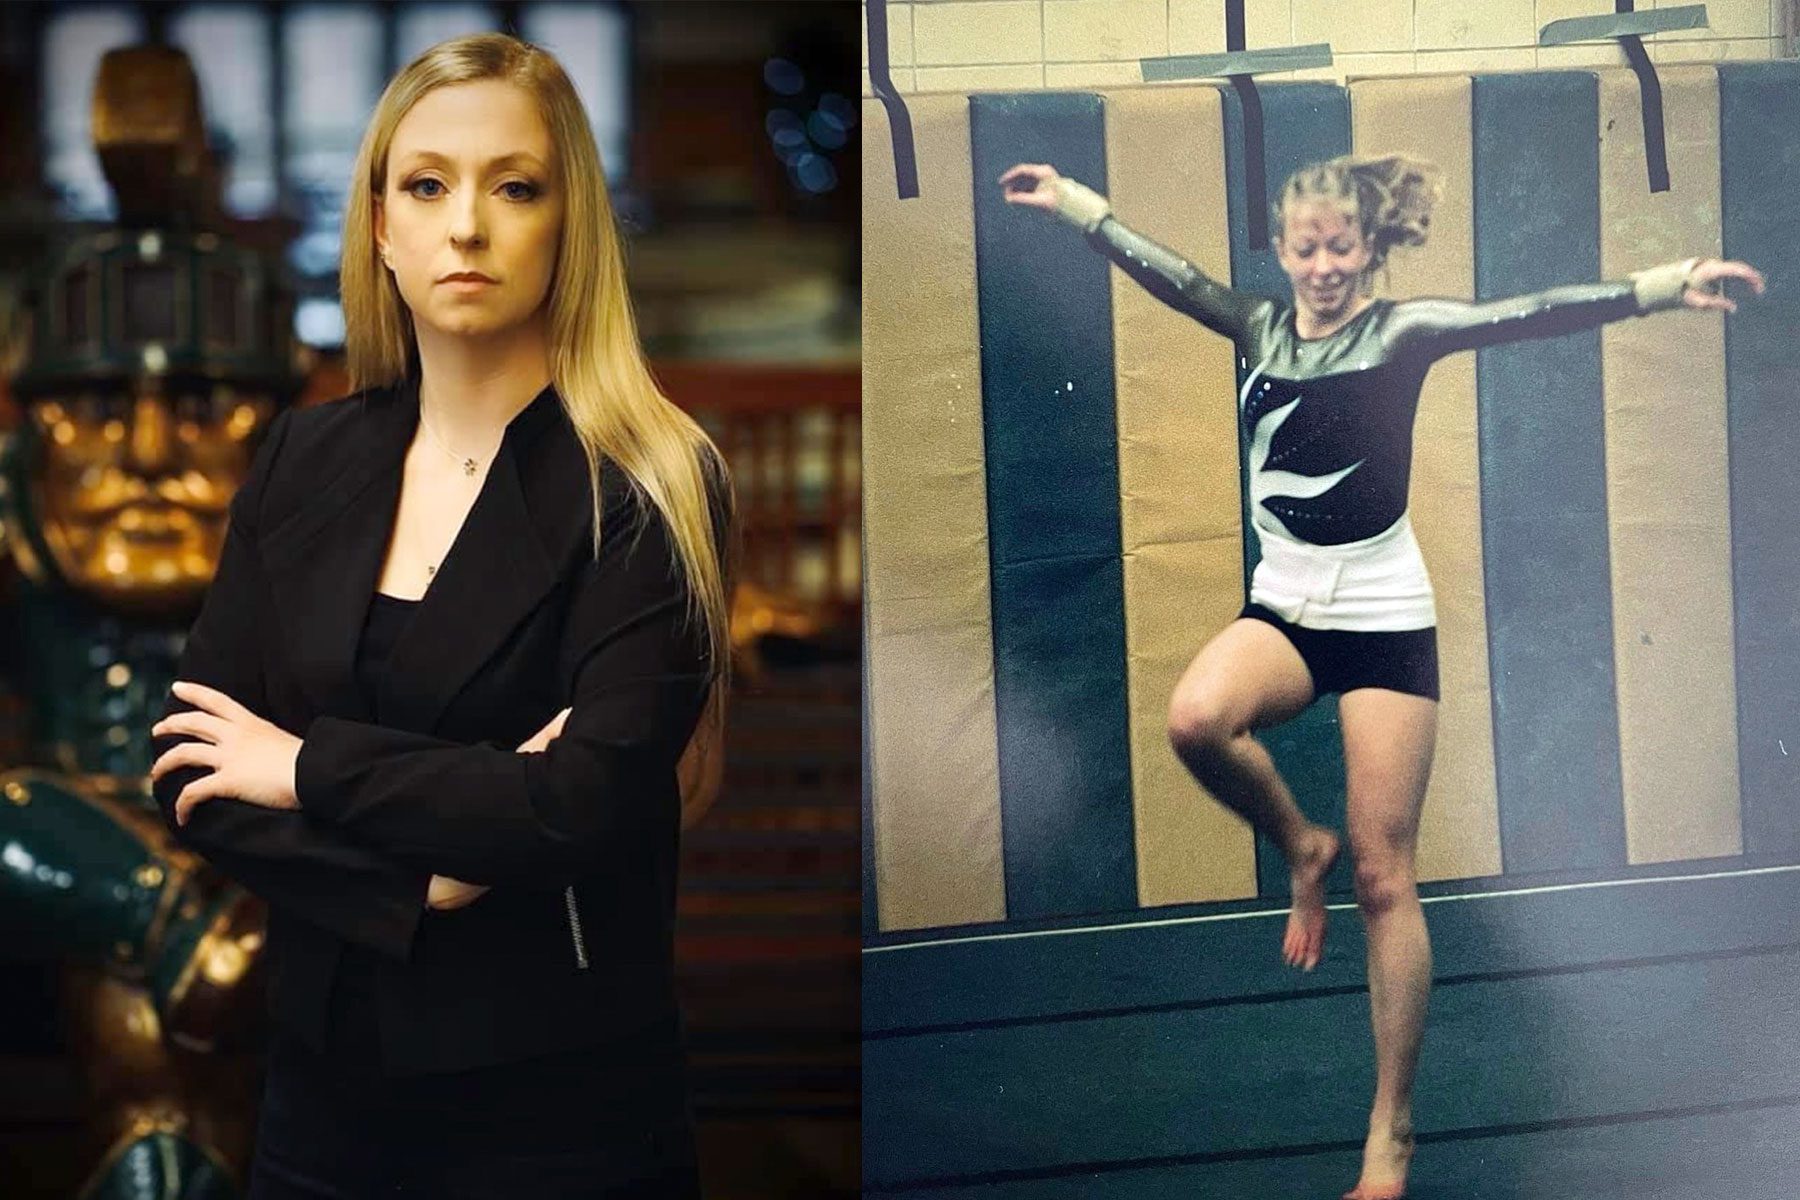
[
  {"xmin": 1390, "ymin": 257, "xmax": 1765, "ymax": 359},
  {"xmin": 999, "ymin": 163, "xmax": 1268, "ymax": 345}
]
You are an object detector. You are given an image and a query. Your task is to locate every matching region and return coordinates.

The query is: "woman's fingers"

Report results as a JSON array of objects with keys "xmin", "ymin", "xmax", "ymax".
[
  {"xmin": 515, "ymin": 706, "xmax": 573, "ymax": 753},
  {"xmin": 1681, "ymin": 258, "xmax": 1765, "ymax": 313},
  {"xmin": 173, "ymin": 776, "xmax": 222, "ymax": 826},
  {"xmin": 426, "ymin": 874, "xmax": 491, "ymax": 909},
  {"xmin": 150, "ymin": 710, "xmax": 230, "ymax": 745},
  {"xmin": 1690, "ymin": 258, "xmax": 1766, "ymax": 297},
  {"xmin": 998, "ymin": 162, "xmax": 1058, "ymax": 192},
  {"xmin": 1684, "ymin": 286, "xmax": 1736, "ymax": 312},
  {"xmin": 999, "ymin": 163, "xmax": 1063, "ymax": 211},
  {"xmin": 170, "ymin": 680, "xmax": 252, "ymax": 722},
  {"xmin": 150, "ymin": 739, "xmax": 219, "ymax": 784},
  {"xmin": 1702, "ymin": 257, "xmax": 1764, "ymax": 284},
  {"xmin": 1717, "ymin": 259, "xmax": 1766, "ymax": 293}
]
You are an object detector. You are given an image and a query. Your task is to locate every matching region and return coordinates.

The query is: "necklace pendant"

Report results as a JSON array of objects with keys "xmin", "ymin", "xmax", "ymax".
[{"xmin": 462, "ymin": 458, "xmax": 478, "ymax": 476}]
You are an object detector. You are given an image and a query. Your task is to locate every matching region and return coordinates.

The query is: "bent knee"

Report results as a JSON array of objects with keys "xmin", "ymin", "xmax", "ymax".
[{"xmin": 1167, "ymin": 693, "xmax": 1243, "ymax": 756}]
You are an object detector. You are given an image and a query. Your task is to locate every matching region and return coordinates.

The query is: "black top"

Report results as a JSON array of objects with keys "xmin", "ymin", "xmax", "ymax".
[
  {"xmin": 1085, "ymin": 215, "xmax": 1644, "ymax": 546},
  {"xmin": 325, "ymin": 590, "xmax": 684, "ymax": 1116},
  {"xmin": 149, "ymin": 375, "xmax": 721, "ymax": 1077},
  {"xmin": 355, "ymin": 592, "xmax": 419, "ymax": 713},
  {"xmin": 326, "ymin": 590, "xmax": 421, "ymax": 1063}
]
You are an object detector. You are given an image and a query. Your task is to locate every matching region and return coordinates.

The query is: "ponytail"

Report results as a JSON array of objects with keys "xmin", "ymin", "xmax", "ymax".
[
  {"xmin": 1347, "ymin": 154, "xmax": 1440, "ymax": 267},
  {"xmin": 1272, "ymin": 153, "xmax": 1442, "ymax": 281}
]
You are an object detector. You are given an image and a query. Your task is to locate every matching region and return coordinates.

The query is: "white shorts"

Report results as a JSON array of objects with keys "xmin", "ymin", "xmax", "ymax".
[{"xmin": 1248, "ymin": 513, "xmax": 1436, "ymax": 633}]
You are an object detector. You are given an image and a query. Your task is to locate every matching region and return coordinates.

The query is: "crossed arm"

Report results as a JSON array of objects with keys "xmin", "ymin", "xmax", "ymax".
[
  {"xmin": 276, "ymin": 491, "xmax": 714, "ymax": 891},
  {"xmin": 150, "ymin": 410, "xmax": 720, "ymax": 958},
  {"xmin": 148, "ymin": 407, "xmax": 434, "ymax": 960}
]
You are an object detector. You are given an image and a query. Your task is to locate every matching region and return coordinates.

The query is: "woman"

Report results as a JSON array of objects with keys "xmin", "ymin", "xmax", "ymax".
[
  {"xmin": 1000, "ymin": 155, "xmax": 1762, "ymax": 1200},
  {"xmin": 147, "ymin": 34, "xmax": 733, "ymax": 1198}
]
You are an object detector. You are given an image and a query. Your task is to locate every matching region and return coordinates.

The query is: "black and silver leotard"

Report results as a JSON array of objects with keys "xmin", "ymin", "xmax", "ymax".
[{"xmin": 1087, "ymin": 216, "xmax": 1663, "ymax": 632}]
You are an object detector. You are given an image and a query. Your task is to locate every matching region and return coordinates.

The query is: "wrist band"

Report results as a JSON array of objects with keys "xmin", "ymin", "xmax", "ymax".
[
  {"xmin": 1049, "ymin": 177, "xmax": 1112, "ymax": 234},
  {"xmin": 1630, "ymin": 256, "xmax": 1701, "ymax": 314}
]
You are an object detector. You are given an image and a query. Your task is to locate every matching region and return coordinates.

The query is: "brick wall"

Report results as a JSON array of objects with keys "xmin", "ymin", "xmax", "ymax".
[{"xmin": 864, "ymin": 0, "xmax": 1795, "ymax": 94}]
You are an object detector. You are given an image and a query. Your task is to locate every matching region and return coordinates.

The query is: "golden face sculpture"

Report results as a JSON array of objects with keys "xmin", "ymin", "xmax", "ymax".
[{"xmin": 22, "ymin": 380, "xmax": 275, "ymax": 614}]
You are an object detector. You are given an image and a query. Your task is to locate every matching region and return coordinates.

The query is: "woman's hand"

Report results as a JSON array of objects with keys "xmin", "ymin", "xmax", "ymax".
[
  {"xmin": 1000, "ymin": 162, "xmax": 1110, "ymax": 232},
  {"xmin": 150, "ymin": 681, "xmax": 302, "ymax": 827},
  {"xmin": 423, "ymin": 706, "xmax": 572, "ymax": 910},
  {"xmin": 999, "ymin": 163, "xmax": 1063, "ymax": 210},
  {"xmin": 515, "ymin": 706, "xmax": 570, "ymax": 754},
  {"xmin": 1683, "ymin": 258, "xmax": 1766, "ymax": 313},
  {"xmin": 426, "ymin": 875, "xmax": 491, "ymax": 910}
]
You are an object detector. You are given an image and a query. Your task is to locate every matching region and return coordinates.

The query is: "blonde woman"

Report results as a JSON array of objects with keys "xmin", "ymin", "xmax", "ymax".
[
  {"xmin": 148, "ymin": 34, "xmax": 732, "ymax": 1197},
  {"xmin": 1002, "ymin": 155, "xmax": 1762, "ymax": 1200}
]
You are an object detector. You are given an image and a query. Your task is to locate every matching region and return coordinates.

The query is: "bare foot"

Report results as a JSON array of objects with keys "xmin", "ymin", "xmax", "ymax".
[
  {"xmin": 1342, "ymin": 1122, "xmax": 1414, "ymax": 1200},
  {"xmin": 1281, "ymin": 825, "xmax": 1339, "ymax": 971}
]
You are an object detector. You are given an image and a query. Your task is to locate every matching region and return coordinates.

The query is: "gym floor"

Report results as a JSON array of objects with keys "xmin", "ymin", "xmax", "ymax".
[{"xmin": 864, "ymin": 865, "xmax": 1800, "ymax": 1197}]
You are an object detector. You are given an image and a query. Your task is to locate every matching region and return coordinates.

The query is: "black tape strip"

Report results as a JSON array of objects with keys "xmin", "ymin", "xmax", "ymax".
[
  {"xmin": 867, "ymin": 0, "xmax": 919, "ymax": 199},
  {"xmin": 1233, "ymin": 75, "xmax": 1270, "ymax": 247},
  {"xmin": 1224, "ymin": 0, "xmax": 1272, "ymax": 245},
  {"xmin": 1620, "ymin": 33, "xmax": 1672, "ymax": 193}
]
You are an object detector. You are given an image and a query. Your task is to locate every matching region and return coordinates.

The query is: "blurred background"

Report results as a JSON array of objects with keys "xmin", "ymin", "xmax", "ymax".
[{"xmin": 0, "ymin": 2, "xmax": 858, "ymax": 1196}]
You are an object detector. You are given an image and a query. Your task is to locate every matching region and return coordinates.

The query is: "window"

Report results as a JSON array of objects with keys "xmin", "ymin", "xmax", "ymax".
[
  {"xmin": 41, "ymin": 5, "xmax": 145, "ymax": 221},
  {"xmin": 523, "ymin": 3, "xmax": 630, "ymax": 182},
  {"xmin": 395, "ymin": 4, "xmax": 499, "ymax": 69},
  {"xmin": 41, "ymin": 2, "xmax": 631, "ymax": 349},
  {"xmin": 169, "ymin": 3, "xmax": 276, "ymax": 218}
]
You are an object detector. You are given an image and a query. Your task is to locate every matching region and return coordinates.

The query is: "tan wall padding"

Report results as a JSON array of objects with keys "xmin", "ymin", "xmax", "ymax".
[
  {"xmin": 1351, "ymin": 75, "xmax": 1504, "ymax": 882},
  {"xmin": 864, "ymin": 96, "xmax": 1008, "ymax": 931},
  {"xmin": 1595, "ymin": 66, "xmax": 1743, "ymax": 864},
  {"xmin": 1100, "ymin": 87, "xmax": 1259, "ymax": 906}
]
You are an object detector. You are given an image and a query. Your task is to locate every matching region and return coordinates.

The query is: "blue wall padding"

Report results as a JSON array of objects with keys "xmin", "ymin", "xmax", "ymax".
[
  {"xmin": 1221, "ymin": 82, "xmax": 1355, "ymax": 899},
  {"xmin": 1720, "ymin": 62, "xmax": 1800, "ymax": 861},
  {"xmin": 971, "ymin": 93, "xmax": 1137, "ymax": 919},
  {"xmin": 1471, "ymin": 72, "xmax": 1627, "ymax": 876}
]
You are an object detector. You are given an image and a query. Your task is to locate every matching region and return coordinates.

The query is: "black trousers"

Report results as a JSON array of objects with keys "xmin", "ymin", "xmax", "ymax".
[{"xmin": 247, "ymin": 1033, "xmax": 702, "ymax": 1199}]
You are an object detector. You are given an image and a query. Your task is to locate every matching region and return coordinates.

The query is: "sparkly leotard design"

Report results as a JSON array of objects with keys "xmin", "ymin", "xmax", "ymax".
[{"xmin": 1087, "ymin": 216, "xmax": 1644, "ymax": 632}]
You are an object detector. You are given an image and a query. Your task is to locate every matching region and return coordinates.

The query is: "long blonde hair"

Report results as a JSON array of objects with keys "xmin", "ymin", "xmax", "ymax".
[
  {"xmin": 1273, "ymin": 153, "xmax": 1442, "ymax": 291},
  {"xmin": 339, "ymin": 33, "xmax": 735, "ymax": 720}
]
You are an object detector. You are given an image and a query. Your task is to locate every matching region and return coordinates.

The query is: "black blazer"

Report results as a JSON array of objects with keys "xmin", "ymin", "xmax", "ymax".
[{"xmin": 150, "ymin": 375, "xmax": 718, "ymax": 1074}]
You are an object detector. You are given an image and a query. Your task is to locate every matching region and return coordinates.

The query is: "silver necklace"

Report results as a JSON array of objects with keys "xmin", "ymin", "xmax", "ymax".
[
  {"xmin": 414, "ymin": 406, "xmax": 494, "ymax": 578},
  {"xmin": 418, "ymin": 409, "xmax": 492, "ymax": 478}
]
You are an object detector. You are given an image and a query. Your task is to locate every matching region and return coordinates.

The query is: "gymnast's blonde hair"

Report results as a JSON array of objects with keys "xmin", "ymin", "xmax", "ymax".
[
  {"xmin": 338, "ymin": 33, "xmax": 734, "ymax": 720},
  {"xmin": 1273, "ymin": 153, "xmax": 1443, "ymax": 293}
]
